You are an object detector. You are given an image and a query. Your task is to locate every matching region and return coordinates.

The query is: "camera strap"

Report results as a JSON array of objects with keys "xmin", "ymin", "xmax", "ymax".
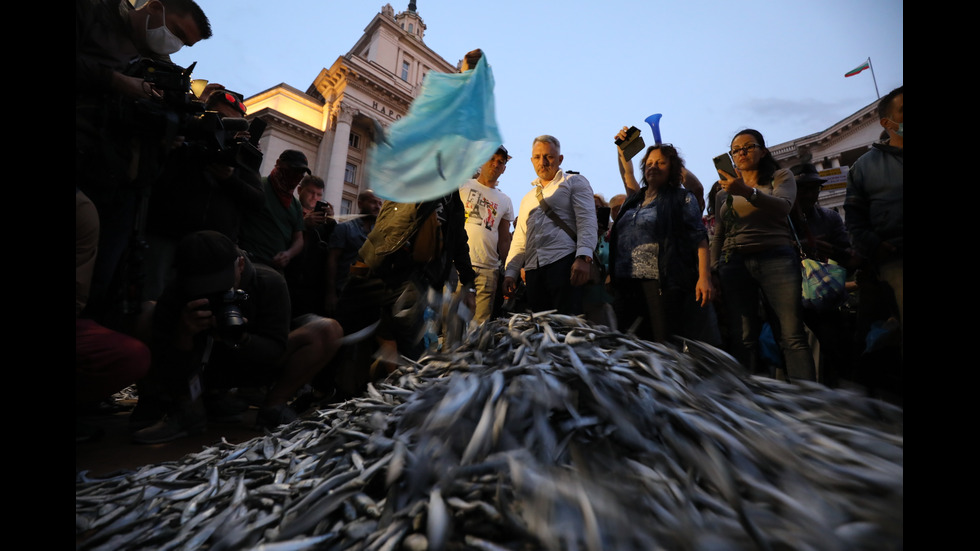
[{"xmin": 535, "ymin": 185, "xmax": 578, "ymax": 242}]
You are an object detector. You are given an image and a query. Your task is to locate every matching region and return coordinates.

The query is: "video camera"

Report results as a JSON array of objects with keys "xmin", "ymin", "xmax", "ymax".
[{"xmin": 119, "ymin": 59, "xmax": 264, "ymax": 173}]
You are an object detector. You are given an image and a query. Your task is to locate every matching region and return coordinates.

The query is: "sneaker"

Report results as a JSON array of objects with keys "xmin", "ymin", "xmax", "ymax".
[
  {"xmin": 255, "ymin": 404, "xmax": 298, "ymax": 431},
  {"xmin": 132, "ymin": 402, "xmax": 207, "ymax": 444}
]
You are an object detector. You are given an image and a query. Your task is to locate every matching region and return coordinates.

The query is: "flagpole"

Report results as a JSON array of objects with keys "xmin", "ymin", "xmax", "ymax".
[{"xmin": 867, "ymin": 57, "xmax": 880, "ymax": 99}]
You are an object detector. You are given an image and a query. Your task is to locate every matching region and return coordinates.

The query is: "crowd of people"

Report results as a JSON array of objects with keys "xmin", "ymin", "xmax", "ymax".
[{"xmin": 76, "ymin": 0, "xmax": 903, "ymax": 445}]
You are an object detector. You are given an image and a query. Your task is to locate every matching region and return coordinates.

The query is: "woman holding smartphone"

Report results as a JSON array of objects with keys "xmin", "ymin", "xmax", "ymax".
[
  {"xmin": 608, "ymin": 128, "xmax": 718, "ymax": 345},
  {"xmin": 711, "ymin": 129, "xmax": 815, "ymax": 381}
]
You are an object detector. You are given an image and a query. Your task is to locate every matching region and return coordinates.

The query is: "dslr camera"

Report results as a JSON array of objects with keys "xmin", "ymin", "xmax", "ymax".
[{"xmin": 199, "ymin": 289, "xmax": 249, "ymax": 344}]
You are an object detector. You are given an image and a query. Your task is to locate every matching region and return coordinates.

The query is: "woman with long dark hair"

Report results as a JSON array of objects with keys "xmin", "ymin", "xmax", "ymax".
[
  {"xmin": 711, "ymin": 128, "xmax": 815, "ymax": 381},
  {"xmin": 609, "ymin": 129, "xmax": 718, "ymax": 344}
]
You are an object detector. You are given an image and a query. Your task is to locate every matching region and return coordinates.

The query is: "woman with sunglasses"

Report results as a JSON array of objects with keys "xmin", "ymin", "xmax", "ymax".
[
  {"xmin": 711, "ymin": 129, "xmax": 815, "ymax": 381},
  {"xmin": 608, "ymin": 128, "xmax": 719, "ymax": 345}
]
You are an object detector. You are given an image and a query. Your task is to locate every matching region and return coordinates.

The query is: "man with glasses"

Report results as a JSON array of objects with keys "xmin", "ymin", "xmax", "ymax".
[
  {"xmin": 238, "ymin": 150, "xmax": 311, "ymax": 271},
  {"xmin": 504, "ymin": 135, "xmax": 598, "ymax": 315}
]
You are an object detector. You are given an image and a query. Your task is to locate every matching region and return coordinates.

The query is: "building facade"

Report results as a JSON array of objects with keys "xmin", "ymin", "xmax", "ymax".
[
  {"xmin": 767, "ymin": 98, "xmax": 884, "ymax": 217},
  {"xmin": 242, "ymin": 3, "xmax": 457, "ymax": 215}
]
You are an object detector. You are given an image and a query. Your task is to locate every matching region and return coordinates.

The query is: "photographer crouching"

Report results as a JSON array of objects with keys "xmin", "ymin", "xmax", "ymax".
[{"xmin": 132, "ymin": 231, "xmax": 343, "ymax": 444}]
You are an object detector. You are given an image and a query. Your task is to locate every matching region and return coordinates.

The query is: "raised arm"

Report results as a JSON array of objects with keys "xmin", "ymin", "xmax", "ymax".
[{"xmin": 615, "ymin": 126, "xmax": 642, "ymax": 198}]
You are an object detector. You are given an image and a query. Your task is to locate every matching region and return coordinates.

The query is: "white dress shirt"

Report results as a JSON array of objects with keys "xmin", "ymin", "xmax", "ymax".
[{"xmin": 505, "ymin": 169, "xmax": 597, "ymax": 278}]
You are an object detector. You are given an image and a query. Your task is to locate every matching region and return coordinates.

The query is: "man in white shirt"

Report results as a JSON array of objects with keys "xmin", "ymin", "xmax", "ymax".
[
  {"xmin": 459, "ymin": 146, "xmax": 515, "ymax": 323},
  {"xmin": 504, "ymin": 135, "xmax": 597, "ymax": 315}
]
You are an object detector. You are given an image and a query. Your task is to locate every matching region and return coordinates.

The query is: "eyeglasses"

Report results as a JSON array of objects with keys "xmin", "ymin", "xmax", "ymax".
[{"xmin": 730, "ymin": 144, "xmax": 762, "ymax": 157}]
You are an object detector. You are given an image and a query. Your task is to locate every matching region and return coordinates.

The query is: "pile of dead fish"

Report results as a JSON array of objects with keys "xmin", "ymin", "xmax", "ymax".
[{"xmin": 76, "ymin": 311, "xmax": 903, "ymax": 550}]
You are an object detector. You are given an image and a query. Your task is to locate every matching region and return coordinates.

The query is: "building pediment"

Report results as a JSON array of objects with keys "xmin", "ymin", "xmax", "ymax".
[{"xmin": 770, "ymin": 99, "xmax": 882, "ymax": 170}]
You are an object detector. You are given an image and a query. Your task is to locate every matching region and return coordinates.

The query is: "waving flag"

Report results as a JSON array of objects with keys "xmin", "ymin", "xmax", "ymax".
[
  {"xmin": 845, "ymin": 60, "xmax": 870, "ymax": 78},
  {"xmin": 367, "ymin": 55, "xmax": 502, "ymax": 203}
]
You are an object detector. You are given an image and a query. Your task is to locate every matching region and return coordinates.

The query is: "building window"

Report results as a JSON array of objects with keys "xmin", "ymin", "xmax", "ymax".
[
  {"xmin": 345, "ymin": 163, "xmax": 357, "ymax": 184},
  {"xmin": 408, "ymin": 23, "xmax": 413, "ymax": 33},
  {"xmin": 349, "ymin": 133, "xmax": 360, "ymax": 149},
  {"xmin": 341, "ymin": 199, "xmax": 352, "ymax": 216},
  {"xmin": 401, "ymin": 61, "xmax": 410, "ymax": 81}
]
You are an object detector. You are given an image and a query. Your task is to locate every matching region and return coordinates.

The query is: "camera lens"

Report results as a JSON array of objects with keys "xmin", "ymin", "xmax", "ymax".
[{"xmin": 208, "ymin": 289, "xmax": 249, "ymax": 343}]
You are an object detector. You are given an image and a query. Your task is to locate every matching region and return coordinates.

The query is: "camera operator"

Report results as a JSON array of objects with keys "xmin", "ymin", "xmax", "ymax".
[
  {"xmin": 142, "ymin": 89, "xmax": 265, "ymax": 302},
  {"xmin": 132, "ymin": 231, "xmax": 343, "ymax": 444},
  {"xmin": 76, "ymin": 0, "xmax": 212, "ymax": 325}
]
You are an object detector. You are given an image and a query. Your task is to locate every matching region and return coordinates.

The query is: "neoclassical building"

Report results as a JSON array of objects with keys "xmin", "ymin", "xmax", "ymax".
[
  {"xmin": 767, "ymin": 98, "xmax": 885, "ymax": 216},
  {"xmin": 242, "ymin": 2, "xmax": 457, "ymax": 214}
]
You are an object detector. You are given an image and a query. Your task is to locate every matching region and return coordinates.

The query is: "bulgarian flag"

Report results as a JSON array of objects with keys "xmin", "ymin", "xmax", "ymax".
[{"xmin": 845, "ymin": 60, "xmax": 870, "ymax": 77}]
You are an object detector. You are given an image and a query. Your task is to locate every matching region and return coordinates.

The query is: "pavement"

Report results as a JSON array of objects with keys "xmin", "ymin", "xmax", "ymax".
[{"xmin": 75, "ymin": 399, "xmax": 269, "ymax": 478}]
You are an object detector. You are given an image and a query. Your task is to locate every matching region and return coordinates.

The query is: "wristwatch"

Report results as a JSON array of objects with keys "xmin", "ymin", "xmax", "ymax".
[
  {"xmin": 576, "ymin": 255, "xmax": 592, "ymax": 263},
  {"xmin": 748, "ymin": 188, "xmax": 759, "ymax": 204}
]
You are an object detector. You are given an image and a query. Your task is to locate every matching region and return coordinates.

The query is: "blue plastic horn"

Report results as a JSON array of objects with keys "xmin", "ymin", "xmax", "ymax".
[{"xmin": 645, "ymin": 113, "xmax": 663, "ymax": 146}]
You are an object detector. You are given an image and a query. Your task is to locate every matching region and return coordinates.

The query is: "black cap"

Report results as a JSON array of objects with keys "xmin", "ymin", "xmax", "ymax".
[
  {"xmin": 174, "ymin": 231, "xmax": 241, "ymax": 298},
  {"xmin": 278, "ymin": 150, "xmax": 311, "ymax": 174},
  {"xmin": 794, "ymin": 163, "xmax": 827, "ymax": 186},
  {"xmin": 496, "ymin": 145, "xmax": 512, "ymax": 160}
]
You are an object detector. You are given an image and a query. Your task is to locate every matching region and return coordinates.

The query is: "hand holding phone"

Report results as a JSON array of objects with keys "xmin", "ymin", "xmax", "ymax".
[
  {"xmin": 713, "ymin": 153, "xmax": 738, "ymax": 181},
  {"xmin": 615, "ymin": 126, "xmax": 646, "ymax": 161}
]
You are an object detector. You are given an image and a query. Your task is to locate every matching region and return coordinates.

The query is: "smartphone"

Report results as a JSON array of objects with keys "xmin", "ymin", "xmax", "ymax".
[
  {"xmin": 713, "ymin": 153, "xmax": 737, "ymax": 180},
  {"xmin": 615, "ymin": 126, "xmax": 646, "ymax": 161},
  {"xmin": 314, "ymin": 201, "xmax": 329, "ymax": 213}
]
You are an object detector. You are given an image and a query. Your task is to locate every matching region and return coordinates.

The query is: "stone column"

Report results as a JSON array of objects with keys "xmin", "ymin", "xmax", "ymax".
[{"xmin": 325, "ymin": 103, "xmax": 355, "ymax": 212}]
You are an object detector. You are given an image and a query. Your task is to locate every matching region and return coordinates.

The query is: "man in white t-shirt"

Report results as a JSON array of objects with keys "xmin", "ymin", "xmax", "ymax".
[{"xmin": 458, "ymin": 145, "xmax": 515, "ymax": 323}]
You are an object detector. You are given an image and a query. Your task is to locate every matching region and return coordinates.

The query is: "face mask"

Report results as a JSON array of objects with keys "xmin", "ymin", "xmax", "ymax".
[
  {"xmin": 145, "ymin": 5, "xmax": 184, "ymax": 55},
  {"xmin": 887, "ymin": 119, "xmax": 903, "ymax": 138}
]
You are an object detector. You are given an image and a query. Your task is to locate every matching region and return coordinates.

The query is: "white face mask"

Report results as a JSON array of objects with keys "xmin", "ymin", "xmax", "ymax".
[{"xmin": 145, "ymin": 4, "xmax": 184, "ymax": 55}]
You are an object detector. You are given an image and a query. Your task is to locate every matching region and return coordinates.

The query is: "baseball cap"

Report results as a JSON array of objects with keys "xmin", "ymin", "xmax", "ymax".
[
  {"xmin": 174, "ymin": 231, "xmax": 242, "ymax": 298},
  {"xmin": 496, "ymin": 145, "xmax": 512, "ymax": 160},
  {"xmin": 278, "ymin": 150, "xmax": 311, "ymax": 174}
]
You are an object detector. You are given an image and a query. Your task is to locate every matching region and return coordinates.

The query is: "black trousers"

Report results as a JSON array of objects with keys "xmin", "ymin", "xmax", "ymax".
[{"xmin": 524, "ymin": 253, "xmax": 584, "ymax": 315}]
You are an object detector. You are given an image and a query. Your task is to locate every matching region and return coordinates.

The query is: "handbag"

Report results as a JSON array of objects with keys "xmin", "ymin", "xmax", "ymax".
[
  {"xmin": 535, "ymin": 186, "xmax": 604, "ymax": 284},
  {"xmin": 788, "ymin": 216, "xmax": 847, "ymax": 311}
]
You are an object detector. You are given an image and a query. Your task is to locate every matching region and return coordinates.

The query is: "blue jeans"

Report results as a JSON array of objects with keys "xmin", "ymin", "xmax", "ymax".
[{"xmin": 718, "ymin": 246, "xmax": 815, "ymax": 381}]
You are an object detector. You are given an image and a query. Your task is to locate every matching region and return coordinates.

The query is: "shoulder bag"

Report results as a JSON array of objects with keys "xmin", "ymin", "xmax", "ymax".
[
  {"xmin": 535, "ymin": 186, "xmax": 604, "ymax": 284},
  {"xmin": 788, "ymin": 215, "xmax": 847, "ymax": 311}
]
